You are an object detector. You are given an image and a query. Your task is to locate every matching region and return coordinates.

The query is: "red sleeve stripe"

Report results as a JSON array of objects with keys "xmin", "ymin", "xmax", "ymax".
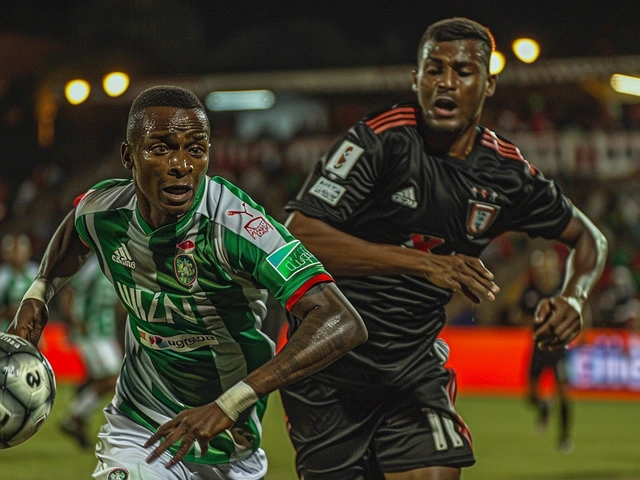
[
  {"xmin": 285, "ymin": 273, "xmax": 334, "ymax": 311},
  {"xmin": 481, "ymin": 131, "xmax": 520, "ymax": 154},
  {"xmin": 365, "ymin": 107, "xmax": 417, "ymax": 127},
  {"xmin": 373, "ymin": 119, "xmax": 417, "ymax": 134},
  {"xmin": 73, "ymin": 192, "xmax": 88, "ymax": 207},
  {"xmin": 367, "ymin": 112, "xmax": 417, "ymax": 130},
  {"xmin": 480, "ymin": 130, "xmax": 536, "ymax": 175}
]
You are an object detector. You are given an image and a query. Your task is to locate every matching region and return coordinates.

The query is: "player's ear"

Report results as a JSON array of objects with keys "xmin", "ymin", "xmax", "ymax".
[
  {"xmin": 411, "ymin": 69, "xmax": 419, "ymax": 93},
  {"xmin": 485, "ymin": 73, "xmax": 498, "ymax": 98},
  {"xmin": 121, "ymin": 142, "xmax": 133, "ymax": 170}
]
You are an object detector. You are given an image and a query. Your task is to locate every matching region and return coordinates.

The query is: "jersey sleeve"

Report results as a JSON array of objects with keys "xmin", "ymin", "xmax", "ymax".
[
  {"xmin": 285, "ymin": 121, "xmax": 384, "ymax": 227},
  {"xmin": 213, "ymin": 178, "xmax": 333, "ymax": 311},
  {"xmin": 509, "ymin": 168, "xmax": 573, "ymax": 239},
  {"xmin": 74, "ymin": 179, "xmax": 132, "ymax": 250}
]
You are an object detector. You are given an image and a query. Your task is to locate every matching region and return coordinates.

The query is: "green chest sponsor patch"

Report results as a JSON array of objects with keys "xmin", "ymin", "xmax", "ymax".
[{"xmin": 266, "ymin": 240, "xmax": 320, "ymax": 281}]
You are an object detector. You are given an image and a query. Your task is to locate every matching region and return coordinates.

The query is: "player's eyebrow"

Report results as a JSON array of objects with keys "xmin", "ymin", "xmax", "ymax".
[{"xmin": 148, "ymin": 131, "xmax": 208, "ymax": 143}]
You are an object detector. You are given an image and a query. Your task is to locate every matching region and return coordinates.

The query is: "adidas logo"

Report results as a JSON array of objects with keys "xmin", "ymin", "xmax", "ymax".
[
  {"xmin": 112, "ymin": 244, "xmax": 136, "ymax": 269},
  {"xmin": 391, "ymin": 186, "xmax": 418, "ymax": 209}
]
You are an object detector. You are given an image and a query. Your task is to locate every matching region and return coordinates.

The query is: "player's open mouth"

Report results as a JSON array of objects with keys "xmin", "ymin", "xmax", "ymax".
[
  {"xmin": 162, "ymin": 185, "xmax": 193, "ymax": 204},
  {"xmin": 433, "ymin": 98, "xmax": 458, "ymax": 117}
]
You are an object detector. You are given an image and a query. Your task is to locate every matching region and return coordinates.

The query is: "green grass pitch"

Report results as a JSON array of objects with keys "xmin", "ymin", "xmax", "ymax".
[{"xmin": 1, "ymin": 384, "xmax": 639, "ymax": 479}]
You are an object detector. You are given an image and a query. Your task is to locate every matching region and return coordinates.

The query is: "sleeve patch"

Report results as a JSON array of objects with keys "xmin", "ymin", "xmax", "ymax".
[
  {"xmin": 325, "ymin": 140, "xmax": 364, "ymax": 179},
  {"xmin": 308, "ymin": 177, "xmax": 346, "ymax": 206},
  {"xmin": 266, "ymin": 240, "xmax": 321, "ymax": 281}
]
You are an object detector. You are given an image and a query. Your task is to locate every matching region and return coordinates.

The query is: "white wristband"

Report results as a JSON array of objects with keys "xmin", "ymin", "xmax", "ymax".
[
  {"xmin": 23, "ymin": 278, "xmax": 55, "ymax": 304},
  {"xmin": 215, "ymin": 381, "xmax": 259, "ymax": 422},
  {"xmin": 561, "ymin": 296, "xmax": 583, "ymax": 315}
]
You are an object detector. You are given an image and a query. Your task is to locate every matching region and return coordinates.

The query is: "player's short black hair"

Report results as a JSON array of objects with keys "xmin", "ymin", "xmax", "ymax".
[
  {"xmin": 417, "ymin": 17, "xmax": 495, "ymax": 71},
  {"xmin": 126, "ymin": 85, "xmax": 208, "ymax": 143}
]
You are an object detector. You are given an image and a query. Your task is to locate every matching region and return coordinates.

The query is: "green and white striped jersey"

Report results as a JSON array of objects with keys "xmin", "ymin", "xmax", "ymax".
[
  {"xmin": 74, "ymin": 175, "xmax": 332, "ymax": 464},
  {"xmin": 0, "ymin": 261, "xmax": 39, "ymax": 328},
  {"xmin": 69, "ymin": 255, "xmax": 119, "ymax": 339}
]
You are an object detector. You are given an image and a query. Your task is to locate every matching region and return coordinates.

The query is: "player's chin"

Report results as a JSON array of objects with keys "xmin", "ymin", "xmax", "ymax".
[
  {"xmin": 162, "ymin": 199, "xmax": 194, "ymax": 217},
  {"xmin": 425, "ymin": 117, "xmax": 464, "ymax": 133}
]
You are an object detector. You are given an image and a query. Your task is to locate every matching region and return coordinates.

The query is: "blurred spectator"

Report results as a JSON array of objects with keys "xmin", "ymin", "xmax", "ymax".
[
  {"xmin": 595, "ymin": 265, "xmax": 639, "ymax": 330},
  {"xmin": 0, "ymin": 234, "xmax": 39, "ymax": 331}
]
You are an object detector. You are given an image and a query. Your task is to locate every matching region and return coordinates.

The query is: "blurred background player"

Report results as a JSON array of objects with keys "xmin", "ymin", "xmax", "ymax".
[
  {"xmin": 0, "ymin": 234, "xmax": 39, "ymax": 332},
  {"xmin": 58, "ymin": 255, "xmax": 125, "ymax": 450},
  {"xmin": 512, "ymin": 247, "xmax": 574, "ymax": 453}
]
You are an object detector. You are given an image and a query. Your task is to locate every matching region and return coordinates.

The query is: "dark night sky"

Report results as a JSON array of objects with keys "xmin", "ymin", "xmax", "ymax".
[{"xmin": 2, "ymin": 0, "xmax": 639, "ymax": 76}]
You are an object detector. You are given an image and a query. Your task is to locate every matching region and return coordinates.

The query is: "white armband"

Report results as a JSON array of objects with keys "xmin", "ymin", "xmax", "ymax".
[
  {"xmin": 561, "ymin": 296, "xmax": 583, "ymax": 315},
  {"xmin": 23, "ymin": 278, "xmax": 55, "ymax": 305},
  {"xmin": 215, "ymin": 381, "xmax": 259, "ymax": 422}
]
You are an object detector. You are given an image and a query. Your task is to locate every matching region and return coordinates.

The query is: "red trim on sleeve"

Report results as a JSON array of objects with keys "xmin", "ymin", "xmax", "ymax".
[
  {"xmin": 285, "ymin": 273, "xmax": 334, "ymax": 311},
  {"xmin": 79, "ymin": 237, "xmax": 92, "ymax": 251},
  {"xmin": 73, "ymin": 192, "xmax": 88, "ymax": 207}
]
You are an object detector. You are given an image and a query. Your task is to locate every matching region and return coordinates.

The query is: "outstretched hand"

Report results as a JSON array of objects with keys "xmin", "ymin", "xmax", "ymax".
[
  {"xmin": 6, "ymin": 298, "xmax": 49, "ymax": 346},
  {"xmin": 144, "ymin": 402, "xmax": 233, "ymax": 469},
  {"xmin": 423, "ymin": 252, "xmax": 500, "ymax": 304},
  {"xmin": 533, "ymin": 296, "xmax": 582, "ymax": 350}
]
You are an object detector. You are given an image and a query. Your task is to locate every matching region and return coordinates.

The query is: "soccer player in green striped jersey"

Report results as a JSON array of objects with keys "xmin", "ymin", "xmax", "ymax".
[
  {"xmin": 9, "ymin": 85, "xmax": 367, "ymax": 480},
  {"xmin": 0, "ymin": 234, "xmax": 38, "ymax": 332}
]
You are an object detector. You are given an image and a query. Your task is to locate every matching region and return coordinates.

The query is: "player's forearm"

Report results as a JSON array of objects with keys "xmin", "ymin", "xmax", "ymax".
[
  {"xmin": 287, "ymin": 211, "xmax": 431, "ymax": 277},
  {"xmin": 560, "ymin": 209, "xmax": 608, "ymax": 310},
  {"xmin": 33, "ymin": 209, "xmax": 92, "ymax": 299},
  {"xmin": 242, "ymin": 283, "xmax": 367, "ymax": 398}
]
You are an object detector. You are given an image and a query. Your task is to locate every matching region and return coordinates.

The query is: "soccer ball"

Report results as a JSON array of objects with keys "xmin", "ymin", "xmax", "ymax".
[{"xmin": 0, "ymin": 332, "xmax": 56, "ymax": 448}]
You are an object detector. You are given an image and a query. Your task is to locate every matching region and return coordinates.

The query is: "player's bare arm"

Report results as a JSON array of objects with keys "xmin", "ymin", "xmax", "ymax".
[
  {"xmin": 7, "ymin": 209, "xmax": 92, "ymax": 345},
  {"xmin": 144, "ymin": 282, "xmax": 366, "ymax": 467},
  {"xmin": 534, "ymin": 206, "xmax": 607, "ymax": 350},
  {"xmin": 286, "ymin": 210, "xmax": 499, "ymax": 304}
]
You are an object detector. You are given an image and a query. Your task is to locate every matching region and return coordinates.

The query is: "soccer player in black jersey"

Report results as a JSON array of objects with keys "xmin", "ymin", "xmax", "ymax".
[{"xmin": 280, "ymin": 17, "xmax": 608, "ymax": 480}]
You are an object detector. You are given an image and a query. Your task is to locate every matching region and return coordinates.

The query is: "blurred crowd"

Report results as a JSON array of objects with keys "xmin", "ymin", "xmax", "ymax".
[{"xmin": 0, "ymin": 90, "xmax": 639, "ymax": 332}]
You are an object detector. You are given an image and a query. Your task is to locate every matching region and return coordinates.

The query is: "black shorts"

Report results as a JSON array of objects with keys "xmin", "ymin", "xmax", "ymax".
[
  {"xmin": 529, "ymin": 345, "xmax": 568, "ymax": 382},
  {"xmin": 280, "ymin": 363, "xmax": 475, "ymax": 480}
]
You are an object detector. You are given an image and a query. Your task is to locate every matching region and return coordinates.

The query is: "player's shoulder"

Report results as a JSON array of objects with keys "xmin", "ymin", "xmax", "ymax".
[
  {"xmin": 206, "ymin": 175, "xmax": 252, "ymax": 205},
  {"xmin": 360, "ymin": 101, "xmax": 420, "ymax": 136},
  {"xmin": 476, "ymin": 126, "xmax": 537, "ymax": 176},
  {"xmin": 74, "ymin": 178, "xmax": 135, "ymax": 216}
]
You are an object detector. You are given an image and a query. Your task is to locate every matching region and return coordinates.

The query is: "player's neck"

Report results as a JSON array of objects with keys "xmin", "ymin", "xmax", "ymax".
[{"xmin": 423, "ymin": 125, "xmax": 479, "ymax": 160}]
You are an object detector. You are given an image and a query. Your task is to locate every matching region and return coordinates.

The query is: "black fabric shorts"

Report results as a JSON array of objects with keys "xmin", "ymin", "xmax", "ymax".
[
  {"xmin": 529, "ymin": 345, "xmax": 568, "ymax": 382},
  {"xmin": 280, "ymin": 364, "xmax": 475, "ymax": 480}
]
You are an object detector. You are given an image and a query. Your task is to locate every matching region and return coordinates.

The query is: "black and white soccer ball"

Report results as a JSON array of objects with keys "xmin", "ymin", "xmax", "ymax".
[{"xmin": 0, "ymin": 332, "xmax": 56, "ymax": 448}]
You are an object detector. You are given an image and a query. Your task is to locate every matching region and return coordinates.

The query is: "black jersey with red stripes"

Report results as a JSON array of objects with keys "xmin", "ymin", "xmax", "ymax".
[{"xmin": 285, "ymin": 102, "xmax": 573, "ymax": 382}]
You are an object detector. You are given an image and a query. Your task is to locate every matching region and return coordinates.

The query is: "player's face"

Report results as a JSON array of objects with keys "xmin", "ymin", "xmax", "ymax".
[
  {"xmin": 122, "ymin": 106, "xmax": 210, "ymax": 229},
  {"xmin": 413, "ymin": 39, "xmax": 497, "ymax": 134}
]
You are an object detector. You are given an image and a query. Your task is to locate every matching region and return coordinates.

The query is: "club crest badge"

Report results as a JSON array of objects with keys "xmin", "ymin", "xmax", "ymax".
[
  {"xmin": 467, "ymin": 200, "xmax": 500, "ymax": 236},
  {"xmin": 174, "ymin": 254, "xmax": 197, "ymax": 286},
  {"xmin": 107, "ymin": 469, "xmax": 129, "ymax": 480}
]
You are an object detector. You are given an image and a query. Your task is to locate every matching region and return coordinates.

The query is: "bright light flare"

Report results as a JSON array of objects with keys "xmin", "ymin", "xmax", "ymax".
[
  {"xmin": 512, "ymin": 38, "xmax": 540, "ymax": 63},
  {"xmin": 205, "ymin": 90, "xmax": 276, "ymax": 111},
  {"xmin": 610, "ymin": 74, "xmax": 640, "ymax": 97},
  {"xmin": 64, "ymin": 79, "xmax": 91, "ymax": 105},
  {"xmin": 490, "ymin": 51, "xmax": 506, "ymax": 75},
  {"xmin": 103, "ymin": 72, "xmax": 130, "ymax": 97}
]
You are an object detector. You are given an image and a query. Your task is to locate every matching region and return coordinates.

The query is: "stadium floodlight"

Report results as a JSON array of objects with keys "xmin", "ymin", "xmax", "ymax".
[
  {"xmin": 490, "ymin": 51, "xmax": 506, "ymax": 75},
  {"xmin": 205, "ymin": 90, "xmax": 276, "ymax": 111},
  {"xmin": 64, "ymin": 79, "xmax": 91, "ymax": 105},
  {"xmin": 610, "ymin": 74, "xmax": 640, "ymax": 97},
  {"xmin": 103, "ymin": 72, "xmax": 130, "ymax": 97},
  {"xmin": 512, "ymin": 38, "xmax": 540, "ymax": 64}
]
